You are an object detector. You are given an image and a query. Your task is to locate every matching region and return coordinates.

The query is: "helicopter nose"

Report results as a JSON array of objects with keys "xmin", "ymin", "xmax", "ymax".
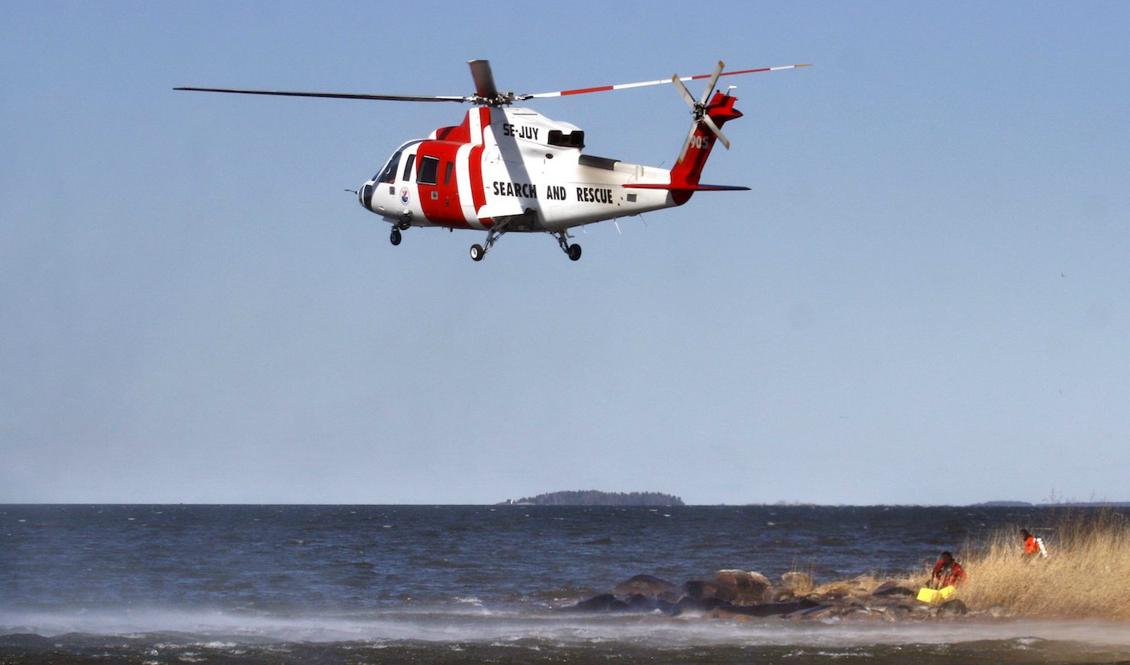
[{"xmin": 359, "ymin": 180, "xmax": 374, "ymax": 210}]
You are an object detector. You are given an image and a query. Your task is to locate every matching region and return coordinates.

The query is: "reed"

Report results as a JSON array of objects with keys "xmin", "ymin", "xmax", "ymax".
[{"xmin": 954, "ymin": 511, "xmax": 1130, "ymax": 619}]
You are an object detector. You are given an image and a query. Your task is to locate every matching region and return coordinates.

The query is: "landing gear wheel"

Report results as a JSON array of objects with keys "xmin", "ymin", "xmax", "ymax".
[
  {"xmin": 390, "ymin": 227, "xmax": 402, "ymax": 246},
  {"xmin": 567, "ymin": 243, "xmax": 582, "ymax": 261},
  {"xmin": 470, "ymin": 244, "xmax": 485, "ymax": 262}
]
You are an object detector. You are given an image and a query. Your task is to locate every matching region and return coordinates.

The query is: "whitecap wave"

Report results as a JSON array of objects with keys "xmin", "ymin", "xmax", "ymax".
[{"xmin": 3, "ymin": 608, "xmax": 1130, "ymax": 649}]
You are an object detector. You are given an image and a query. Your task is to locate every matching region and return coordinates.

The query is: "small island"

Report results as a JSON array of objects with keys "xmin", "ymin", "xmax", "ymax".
[{"xmin": 500, "ymin": 490, "xmax": 685, "ymax": 507}]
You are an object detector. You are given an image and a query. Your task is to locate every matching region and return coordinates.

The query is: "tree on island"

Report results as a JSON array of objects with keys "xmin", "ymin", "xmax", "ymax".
[{"xmin": 503, "ymin": 490, "xmax": 685, "ymax": 507}]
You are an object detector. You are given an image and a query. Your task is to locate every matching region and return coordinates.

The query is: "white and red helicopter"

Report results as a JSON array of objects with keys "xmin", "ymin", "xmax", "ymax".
[{"xmin": 177, "ymin": 59, "xmax": 807, "ymax": 261}]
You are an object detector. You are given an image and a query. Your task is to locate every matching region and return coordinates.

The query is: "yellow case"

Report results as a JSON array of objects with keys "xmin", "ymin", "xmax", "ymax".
[{"xmin": 917, "ymin": 586, "xmax": 956, "ymax": 604}]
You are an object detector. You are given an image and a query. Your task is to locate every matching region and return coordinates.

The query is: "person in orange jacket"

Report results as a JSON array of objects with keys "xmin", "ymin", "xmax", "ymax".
[
  {"xmin": 1021, "ymin": 529, "xmax": 1046, "ymax": 559},
  {"xmin": 930, "ymin": 551, "xmax": 967, "ymax": 589}
]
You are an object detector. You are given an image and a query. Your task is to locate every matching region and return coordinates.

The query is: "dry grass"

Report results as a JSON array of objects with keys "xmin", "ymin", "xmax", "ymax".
[{"xmin": 954, "ymin": 511, "xmax": 1130, "ymax": 619}]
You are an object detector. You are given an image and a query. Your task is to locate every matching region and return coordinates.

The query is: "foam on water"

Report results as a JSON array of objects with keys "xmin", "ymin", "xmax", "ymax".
[{"xmin": 4, "ymin": 608, "xmax": 1130, "ymax": 649}]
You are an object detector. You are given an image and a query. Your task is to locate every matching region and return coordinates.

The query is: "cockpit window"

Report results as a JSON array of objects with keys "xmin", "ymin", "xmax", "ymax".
[
  {"xmin": 417, "ymin": 156, "xmax": 439, "ymax": 185},
  {"xmin": 547, "ymin": 130, "xmax": 585, "ymax": 149},
  {"xmin": 401, "ymin": 154, "xmax": 416, "ymax": 182},
  {"xmin": 375, "ymin": 150, "xmax": 402, "ymax": 184}
]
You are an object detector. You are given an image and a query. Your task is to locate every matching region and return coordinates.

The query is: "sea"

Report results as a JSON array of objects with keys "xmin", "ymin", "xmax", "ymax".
[{"xmin": 2, "ymin": 504, "xmax": 1129, "ymax": 664}]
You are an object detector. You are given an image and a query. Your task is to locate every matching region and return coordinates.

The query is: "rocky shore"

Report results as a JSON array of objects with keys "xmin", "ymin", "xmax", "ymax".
[{"xmin": 564, "ymin": 571, "xmax": 992, "ymax": 622}]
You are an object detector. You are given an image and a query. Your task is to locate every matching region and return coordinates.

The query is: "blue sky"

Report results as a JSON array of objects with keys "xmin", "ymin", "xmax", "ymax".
[{"xmin": 2, "ymin": 1, "xmax": 1128, "ymax": 504}]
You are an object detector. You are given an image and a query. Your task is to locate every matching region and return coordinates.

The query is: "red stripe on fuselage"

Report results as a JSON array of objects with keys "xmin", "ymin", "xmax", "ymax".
[
  {"xmin": 416, "ymin": 141, "xmax": 466, "ymax": 227},
  {"xmin": 468, "ymin": 144, "xmax": 487, "ymax": 224}
]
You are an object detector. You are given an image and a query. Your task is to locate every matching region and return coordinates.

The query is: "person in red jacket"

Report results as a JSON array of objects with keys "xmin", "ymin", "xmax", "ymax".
[
  {"xmin": 1021, "ymin": 527, "xmax": 1035, "ymax": 558},
  {"xmin": 930, "ymin": 551, "xmax": 967, "ymax": 589},
  {"xmin": 1021, "ymin": 528, "xmax": 1050, "ymax": 559}
]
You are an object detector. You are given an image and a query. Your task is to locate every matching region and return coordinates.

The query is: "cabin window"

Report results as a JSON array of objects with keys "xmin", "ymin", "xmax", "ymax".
[
  {"xmin": 376, "ymin": 150, "xmax": 402, "ymax": 184},
  {"xmin": 444, "ymin": 161, "xmax": 454, "ymax": 185},
  {"xmin": 417, "ymin": 156, "xmax": 439, "ymax": 185},
  {"xmin": 547, "ymin": 130, "xmax": 585, "ymax": 149},
  {"xmin": 401, "ymin": 154, "xmax": 416, "ymax": 181}
]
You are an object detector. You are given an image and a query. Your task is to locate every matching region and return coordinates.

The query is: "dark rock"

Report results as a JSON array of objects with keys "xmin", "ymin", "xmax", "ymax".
[
  {"xmin": 881, "ymin": 604, "xmax": 913, "ymax": 621},
  {"xmin": 793, "ymin": 605, "xmax": 840, "ymax": 621},
  {"xmin": 909, "ymin": 603, "xmax": 933, "ymax": 617},
  {"xmin": 613, "ymin": 574, "xmax": 677, "ymax": 600},
  {"xmin": 569, "ymin": 593, "xmax": 629, "ymax": 612},
  {"xmin": 725, "ymin": 598, "xmax": 819, "ymax": 618},
  {"xmin": 623, "ymin": 593, "xmax": 660, "ymax": 612},
  {"xmin": 872, "ymin": 581, "xmax": 915, "ymax": 597},
  {"xmin": 671, "ymin": 595, "xmax": 734, "ymax": 615},
  {"xmin": 937, "ymin": 599, "xmax": 968, "ymax": 617},
  {"xmin": 683, "ymin": 579, "xmax": 736, "ymax": 603}
]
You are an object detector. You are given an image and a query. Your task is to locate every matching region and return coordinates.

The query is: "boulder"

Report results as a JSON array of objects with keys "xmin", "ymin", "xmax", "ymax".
[
  {"xmin": 872, "ymin": 581, "xmax": 915, "ymax": 597},
  {"xmin": 623, "ymin": 593, "xmax": 660, "ymax": 612},
  {"xmin": 714, "ymin": 570, "xmax": 772, "ymax": 604},
  {"xmin": 683, "ymin": 579, "xmax": 737, "ymax": 603},
  {"xmin": 612, "ymin": 574, "xmax": 678, "ymax": 601},
  {"xmin": 671, "ymin": 594, "xmax": 734, "ymax": 615},
  {"xmin": 568, "ymin": 593, "xmax": 628, "ymax": 612},
  {"xmin": 811, "ymin": 576, "xmax": 874, "ymax": 600},
  {"xmin": 780, "ymin": 571, "xmax": 814, "ymax": 594},
  {"xmin": 936, "ymin": 599, "xmax": 968, "ymax": 617}
]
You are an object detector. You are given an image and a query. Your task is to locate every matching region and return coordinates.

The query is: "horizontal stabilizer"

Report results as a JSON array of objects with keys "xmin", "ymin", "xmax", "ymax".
[{"xmin": 623, "ymin": 183, "xmax": 750, "ymax": 192}]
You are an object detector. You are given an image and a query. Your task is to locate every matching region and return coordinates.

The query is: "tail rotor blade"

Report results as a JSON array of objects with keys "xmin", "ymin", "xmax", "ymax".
[
  {"xmin": 698, "ymin": 60, "xmax": 725, "ymax": 106},
  {"xmin": 677, "ymin": 123, "xmax": 698, "ymax": 163},
  {"xmin": 671, "ymin": 75, "xmax": 698, "ymax": 111},
  {"xmin": 701, "ymin": 114, "xmax": 731, "ymax": 150}
]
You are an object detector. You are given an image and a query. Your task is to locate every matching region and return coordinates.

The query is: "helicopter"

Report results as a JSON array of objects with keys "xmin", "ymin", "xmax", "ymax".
[{"xmin": 176, "ymin": 59, "xmax": 808, "ymax": 261}]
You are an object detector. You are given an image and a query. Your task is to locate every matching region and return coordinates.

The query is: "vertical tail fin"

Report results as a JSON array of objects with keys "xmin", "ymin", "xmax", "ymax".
[{"xmin": 668, "ymin": 91, "xmax": 743, "ymax": 203}]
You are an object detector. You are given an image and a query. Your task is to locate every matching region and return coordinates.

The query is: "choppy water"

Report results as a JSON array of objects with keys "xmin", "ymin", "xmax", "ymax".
[{"xmin": 3, "ymin": 505, "xmax": 1128, "ymax": 663}]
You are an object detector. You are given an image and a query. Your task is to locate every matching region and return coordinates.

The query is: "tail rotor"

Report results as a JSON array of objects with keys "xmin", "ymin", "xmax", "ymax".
[{"xmin": 673, "ymin": 60, "xmax": 732, "ymax": 162}]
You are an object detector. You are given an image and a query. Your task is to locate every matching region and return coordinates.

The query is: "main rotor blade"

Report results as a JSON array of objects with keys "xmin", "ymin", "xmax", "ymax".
[
  {"xmin": 523, "ymin": 63, "xmax": 810, "ymax": 99},
  {"xmin": 467, "ymin": 59, "xmax": 499, "ymax": 100},
  {"xmin": 173, "ymin": 87, "xmax": 467, "ymax": 103},
  {"xmin": 699, "ymin": 60, "xmax": 725, "ymax": 107}
]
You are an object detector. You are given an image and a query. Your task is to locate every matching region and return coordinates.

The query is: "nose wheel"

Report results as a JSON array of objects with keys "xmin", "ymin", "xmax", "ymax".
[
  {"xmin": 470, "ymin": 244, "xmax": 485, "ymax": 261},
  {"xmin": 389, "ymin": 227, "xmax": 402, "ymax": 246},
  {"xmin": 556, "ymin": 231, "xmax": 582, "ymax": 261}
]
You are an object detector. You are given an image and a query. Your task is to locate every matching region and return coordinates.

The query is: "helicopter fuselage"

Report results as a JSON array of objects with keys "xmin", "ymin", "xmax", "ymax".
[{"xmin": 359, "ymin": 106, "xmax": 680, "ymax": 234}]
